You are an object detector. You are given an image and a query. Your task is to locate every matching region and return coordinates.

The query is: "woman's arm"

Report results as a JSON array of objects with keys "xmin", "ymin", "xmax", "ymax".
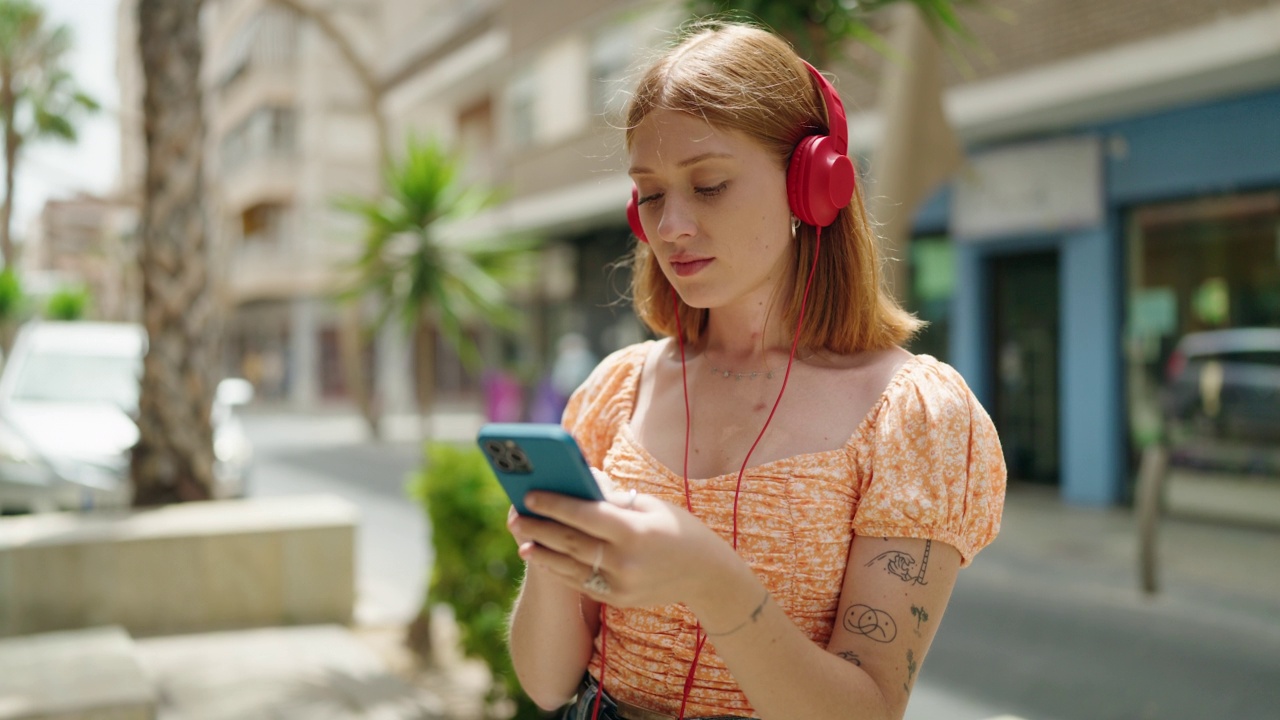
[
  {"xmin": 687, "ymin": 535, "xmax": 960, "ymax": 720},
  {"xmin": 516, "ymin": 491, "xmax": 961, "ymax": 720},
  {"xmin": 506, "ymin": 506, "xmax": 601, "ymax": 710}
]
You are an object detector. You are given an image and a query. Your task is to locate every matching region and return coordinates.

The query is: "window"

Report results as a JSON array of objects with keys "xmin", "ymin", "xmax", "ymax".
[
  {"xmin": 241, "ymin": 203, "xmax": 289, "ymax": 245},
  {"xmin": 218, "ymin": 5, "xmax": 299, "ymax": 97},
  {"xmin": 507, "ymin": 67, "xmax": 536, "ymax": 148},
  {"xmin": 907, "ymin": 235, "xmax": 955, "ymax": 362},
  {"xmin": 219, "ymin": 106, "xmax": 297, "ymax": 173},
  {"xmin": 1126, "ymin": 190, "xmax": 1280, "ymax": 472},
  {"xmin": 590, "ymin": 24, "xmax": 633, "ymax": 118}
]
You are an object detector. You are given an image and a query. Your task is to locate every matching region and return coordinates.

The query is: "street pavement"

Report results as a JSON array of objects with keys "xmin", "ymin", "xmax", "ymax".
[{"xmin": 231, "ymin": 407, "xmax": 1280, "ymax": 720}]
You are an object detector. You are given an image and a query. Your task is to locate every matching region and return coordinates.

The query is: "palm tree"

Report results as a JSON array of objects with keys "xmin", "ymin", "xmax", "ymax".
[
  {"xmin": 130, "ymin": 0, "xmax": 219, "ymax": 506},
  {"xmin": 340, "ymin": 136, "xmax": 533, "ymax": 434},
  {"xmin": 0, "ymin": 0, "xmax": 98, "ymax": 269}
]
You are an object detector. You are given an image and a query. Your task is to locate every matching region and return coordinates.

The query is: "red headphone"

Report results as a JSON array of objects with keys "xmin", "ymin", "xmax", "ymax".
[{"xmin": 626, "ymin": 60, "xmax": 855, "ymax": 242}]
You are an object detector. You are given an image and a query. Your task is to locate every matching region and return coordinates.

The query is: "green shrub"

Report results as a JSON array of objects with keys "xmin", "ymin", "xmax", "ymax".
[
  {"xmin": 45, "ymin": 286, "xmax": 91, "ymax": 320},
  {"xmin": 408, "ymin": 442, "xmax": 549, "ymax": 719}
]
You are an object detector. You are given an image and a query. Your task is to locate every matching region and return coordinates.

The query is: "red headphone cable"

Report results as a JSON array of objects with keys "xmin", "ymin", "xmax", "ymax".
[{"xmin": 662, "ymin": 227, "xmax": 824, "ymax": 720}]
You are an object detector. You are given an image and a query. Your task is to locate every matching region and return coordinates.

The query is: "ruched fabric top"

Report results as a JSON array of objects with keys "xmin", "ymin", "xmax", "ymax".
[{"xmin": 562, "ymin": 341, "xmax": 1006, "ymax": 718}]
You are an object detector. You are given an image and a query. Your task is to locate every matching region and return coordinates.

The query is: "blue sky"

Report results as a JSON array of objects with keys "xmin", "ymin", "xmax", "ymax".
[{"xmin": 15, "ymin": 0, "xmax": 120, "ymax": 237}]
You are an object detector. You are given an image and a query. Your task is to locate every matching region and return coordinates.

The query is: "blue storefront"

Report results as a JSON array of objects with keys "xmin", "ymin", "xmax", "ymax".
[{"xmin": 920, "ymin": 87, "xmax": 1280, "ymax": 506}]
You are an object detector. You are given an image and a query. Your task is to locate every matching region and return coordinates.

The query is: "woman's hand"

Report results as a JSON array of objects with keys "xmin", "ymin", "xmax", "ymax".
[{"xmin": 509, "ymin": 484, "xmax": 736, "ymax": 609}]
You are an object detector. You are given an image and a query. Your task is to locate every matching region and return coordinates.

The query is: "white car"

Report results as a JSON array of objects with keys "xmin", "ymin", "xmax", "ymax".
[{"xmin": 0, "ymin": 321, "xmax": 254, "ymax": 513}]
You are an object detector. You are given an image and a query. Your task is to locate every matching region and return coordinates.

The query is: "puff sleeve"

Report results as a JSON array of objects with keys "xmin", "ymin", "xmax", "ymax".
[
  {"xmin": 851, "ymin": 358, "xmax": 1006, "ymax": 566},
  {"xmin": 560, "ymin": 342, "xmax": 650, "ymax": 469}
]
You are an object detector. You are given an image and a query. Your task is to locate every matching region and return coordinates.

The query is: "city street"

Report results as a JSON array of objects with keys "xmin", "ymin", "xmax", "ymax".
[{"xmin": 243, "ymin": 410, "xmax": 1280, "ymax": 720}]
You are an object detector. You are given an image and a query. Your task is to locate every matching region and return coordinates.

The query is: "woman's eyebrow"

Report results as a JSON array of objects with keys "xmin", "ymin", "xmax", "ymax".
[{"xmin": 629, "ymin": 152, "xmax": 735, "ymax": 176}]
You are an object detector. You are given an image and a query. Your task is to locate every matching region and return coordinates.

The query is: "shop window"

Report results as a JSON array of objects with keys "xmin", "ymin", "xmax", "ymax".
[
  {"xmin": 906, "ymin": 235, "xmax": 954, "ymax": 363},
  {"xmin": 1126, "ymin": 190, "xmax": 1280, "ymax": 475}
]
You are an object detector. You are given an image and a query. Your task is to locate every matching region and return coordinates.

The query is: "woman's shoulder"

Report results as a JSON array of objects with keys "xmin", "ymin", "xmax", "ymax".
[
  {"xmin": 865, "ymin": 352, "xmax": 994, "ymax": 438},
  {"xmin": 585, "ymin": 340, "xmax": 654, "ymax": 386}
]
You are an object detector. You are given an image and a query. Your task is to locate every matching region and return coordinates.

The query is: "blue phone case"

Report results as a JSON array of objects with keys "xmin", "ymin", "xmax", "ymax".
[{"xmin": 477, "ymin": 423, "xmax": 605, "ymax": 516}]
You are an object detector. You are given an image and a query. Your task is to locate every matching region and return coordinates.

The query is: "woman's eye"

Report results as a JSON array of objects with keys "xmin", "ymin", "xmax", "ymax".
[
  {"xmin": 696, "ymin": 181, "xmax": 728, "ymax": 197},
  {"xmin": 636, "ymin": 192, "xmax": 662, "ymax": 206}
]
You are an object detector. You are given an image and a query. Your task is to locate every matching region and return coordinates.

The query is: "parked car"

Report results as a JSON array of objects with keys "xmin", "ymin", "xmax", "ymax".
[
  {"xmin": 1161, "ymin": 327, "xmax": 1280, "ymax": 473},
  {"xmin": 0, "ymin": 321, "xmax": 254, "ymax": 513}
]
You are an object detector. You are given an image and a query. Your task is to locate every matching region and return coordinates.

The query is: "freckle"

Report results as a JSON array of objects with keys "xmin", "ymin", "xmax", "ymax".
[{"xmin": 753, "ymin": 403, "xmax": 766, "ymax": 412}]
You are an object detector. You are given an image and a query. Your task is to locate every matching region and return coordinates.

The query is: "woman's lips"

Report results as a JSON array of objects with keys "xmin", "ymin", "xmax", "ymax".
[{"xmin": 670, "ymin": 258, "xmax": 713, "ymax": 277}]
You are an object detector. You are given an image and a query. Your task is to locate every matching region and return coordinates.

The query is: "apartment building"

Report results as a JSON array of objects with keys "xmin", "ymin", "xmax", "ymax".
[{"xmin": 23, "ymin": 195, "xmax": 140, "ymax": 323}]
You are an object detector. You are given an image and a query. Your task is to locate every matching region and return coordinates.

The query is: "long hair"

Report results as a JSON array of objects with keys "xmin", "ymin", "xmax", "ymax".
[{"xmin": 625, "ymin": 22, "xmax": 921, "ymax": 354}]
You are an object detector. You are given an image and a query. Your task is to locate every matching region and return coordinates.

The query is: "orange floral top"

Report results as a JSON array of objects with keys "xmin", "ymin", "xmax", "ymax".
[{"xmin": 562, "ymin": 342, "xmax": 1006, "ymax": 717}]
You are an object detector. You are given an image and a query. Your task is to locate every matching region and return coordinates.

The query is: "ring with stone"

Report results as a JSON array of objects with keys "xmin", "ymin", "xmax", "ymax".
[
  {"xmin": 623, "ymin": 489, "xmax": 638, "ymax": 510},
  {"xmin": 583, "ymin": 570, "xmax": 611, "ymax": 594}
]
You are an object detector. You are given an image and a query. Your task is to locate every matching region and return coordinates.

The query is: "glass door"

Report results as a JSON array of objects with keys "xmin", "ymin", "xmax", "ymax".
[{"xmin": 991, "ymin": 250, "xmax": 1061, "ymax": 484}]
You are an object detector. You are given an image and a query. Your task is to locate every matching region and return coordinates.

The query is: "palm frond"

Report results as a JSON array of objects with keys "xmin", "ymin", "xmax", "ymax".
[{"xmin": 338, "ymin": 133, "xmax": 537, "ymax": 371}]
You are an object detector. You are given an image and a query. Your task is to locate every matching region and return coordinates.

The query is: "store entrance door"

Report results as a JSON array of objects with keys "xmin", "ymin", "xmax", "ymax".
[{"xmin": 991, "ymin": 250, "xmax": 1061, "ymax": 484}]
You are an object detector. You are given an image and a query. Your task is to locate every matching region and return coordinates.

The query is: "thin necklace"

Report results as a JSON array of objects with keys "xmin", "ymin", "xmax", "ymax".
[{"xmin": 709, "ymin": 364, "xmax": 777, "ymax": 381}]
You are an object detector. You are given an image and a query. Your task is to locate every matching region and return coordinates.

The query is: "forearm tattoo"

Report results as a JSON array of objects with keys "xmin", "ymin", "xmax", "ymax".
[
  {"xmin": 842, "ymin": 604, "xmax": 898, "ymax": 643},
  {"xmin": 865, "ymin": 540, "xmax": 931, "ymax": 585}
]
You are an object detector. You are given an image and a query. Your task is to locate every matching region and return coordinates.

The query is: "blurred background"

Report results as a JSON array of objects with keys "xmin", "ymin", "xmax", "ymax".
[{"xmin": 0, "ymin": 1, "xmax": 1278, "ymax": 719}]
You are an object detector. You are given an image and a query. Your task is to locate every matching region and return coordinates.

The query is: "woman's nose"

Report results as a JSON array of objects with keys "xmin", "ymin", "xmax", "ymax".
[{"xmin": 656, "ymin": 195, "xmax": 696, "ymax": 242}]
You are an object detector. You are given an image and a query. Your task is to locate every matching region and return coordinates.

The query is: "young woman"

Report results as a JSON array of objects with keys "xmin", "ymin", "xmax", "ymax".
[{"xmin": 506, "ymin": 21, "xmax": 1006, "ymax": 720}]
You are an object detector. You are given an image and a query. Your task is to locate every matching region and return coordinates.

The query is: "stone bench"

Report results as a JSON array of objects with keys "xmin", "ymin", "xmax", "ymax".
[
  {"xmin": 0, "ymin": 494, "xmax": 357, "ymax": 638},
  {"xmin": 0, "ymin": 626, "xmax": 154, "ymax": 720}
]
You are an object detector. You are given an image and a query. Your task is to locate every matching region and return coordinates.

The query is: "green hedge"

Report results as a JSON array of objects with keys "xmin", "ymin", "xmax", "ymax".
[{"xmin": 408, "ymin": 442, "xmax": 550, "ymax": 719}]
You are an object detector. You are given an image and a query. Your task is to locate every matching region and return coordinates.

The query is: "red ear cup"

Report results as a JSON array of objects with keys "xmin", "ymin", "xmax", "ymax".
[
  {"xmin": 627, "ymin": 186, "xmax": 648, "ymax": 243},
  {"xmin": 787, "ymin": 61, "xmax": 854, "ymax": 228},
  {"xmin": 787, "ymin": 134, "xmax": 856, "ymax": 227}
]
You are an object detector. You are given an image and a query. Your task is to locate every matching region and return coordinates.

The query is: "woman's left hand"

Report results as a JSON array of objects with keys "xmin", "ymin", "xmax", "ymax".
[{"xmin": 511, "ymin": 487, "xmax": 735, "ymax": 609}]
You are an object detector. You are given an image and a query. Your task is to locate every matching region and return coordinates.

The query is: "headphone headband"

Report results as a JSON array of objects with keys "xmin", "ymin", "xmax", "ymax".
[{"xmin": 801, "ymin": 61, "xmax": 848, "ymax": 156}]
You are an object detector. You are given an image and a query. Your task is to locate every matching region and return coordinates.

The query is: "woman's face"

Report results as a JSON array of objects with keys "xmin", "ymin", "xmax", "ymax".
[{"xmin": 628, "ymin": 109, "xmax": 794, "ymax": 312}]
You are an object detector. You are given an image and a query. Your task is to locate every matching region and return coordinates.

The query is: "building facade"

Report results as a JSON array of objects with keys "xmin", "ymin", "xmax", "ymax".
[{"xmin": 117, "ymin": 0, "xmax": 1280, "ymax": 505}]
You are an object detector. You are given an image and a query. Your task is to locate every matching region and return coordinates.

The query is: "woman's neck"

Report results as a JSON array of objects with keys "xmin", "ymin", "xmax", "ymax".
[{"xmin": 699, "ymin": 301, "xmax": 796, "ymax": 364}]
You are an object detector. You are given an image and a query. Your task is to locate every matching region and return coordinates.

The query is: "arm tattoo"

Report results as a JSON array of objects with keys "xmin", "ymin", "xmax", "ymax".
[
  {"xmin": 706, "ymin": 589, "xmax": 769, "ymax": 637},
  {"xmin": 904, "ymin": 649, "xmax": 918, "ymax": 692},
  {"xmin": 842, "ymin": 604, "xmax": 898, "ymax": 643},
  {"xmin": 836, "ymin": 650, "xmax": 862, "ymax": 666},
  {"xmin": 866, "ymin": 540, "xmax": 931, "ymax": 585},
  {"xmin": 910, "ymin": 605, "xmax": 930, "ymax": 635}
]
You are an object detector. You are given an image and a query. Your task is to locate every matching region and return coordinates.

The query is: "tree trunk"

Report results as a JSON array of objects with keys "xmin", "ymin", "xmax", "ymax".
[
  {"xmin": 131, "ymin": 0, "xmax": 219, "ymax": 506},
  {"xmin": 868, "ymin": 3, "xmax": 963, "ymax": 302},
  {"xmin": 414, "ymin": 318, "xmax": 437, "ymax": 442},
  {"xmin": 339, "ymin": 303, "xmax": 380, "ymax": 439}
]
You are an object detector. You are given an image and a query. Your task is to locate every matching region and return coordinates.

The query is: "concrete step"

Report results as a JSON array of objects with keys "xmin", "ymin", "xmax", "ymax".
[{"xmin": 0, "ymin": 625, "xmax": 155, "ymax": 720}]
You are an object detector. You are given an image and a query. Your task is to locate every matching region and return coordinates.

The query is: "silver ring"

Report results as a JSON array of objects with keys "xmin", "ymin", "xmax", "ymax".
[
  {"xmin": 583, "ymin": 570, "xmax": 611, "ymax": 594},
  {"xmin": 624, "ymin": 489, "xmax": 638, "ymax": 510},
  {"xmin": 591, "ymin": 542, "xmax": 604, "ymax": 574}
]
